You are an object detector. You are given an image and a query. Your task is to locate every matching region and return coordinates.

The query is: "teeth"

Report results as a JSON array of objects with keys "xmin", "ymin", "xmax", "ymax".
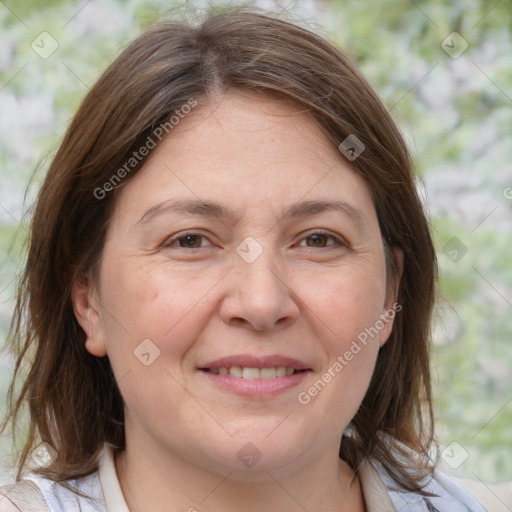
[
  {"xmin": 208, "ymin": 366, "xmax": 299, "ymax": 379},
  {"xmin": 276, "ymin": 366, "xmax": 287, "ymax": 377},
  {"xmin": 260, "ymin": 367, "xmax": 276, "ymax": 379},
  {"xmin": 242, "ymin": 367, "xmax": 260, "ymax": 380},
  {"xmin": 230, "ymin": 366, "xmax": 243, "ymax": 378}
]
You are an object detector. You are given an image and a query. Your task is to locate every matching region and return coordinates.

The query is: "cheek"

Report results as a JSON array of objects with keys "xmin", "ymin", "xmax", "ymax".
[
  {"xmin": 98, "ymin": 259, "xmax": 222, "ymax": 371},
  {"xmin": 97, "ymin": 261, "xmax": 222, "ymax": 424},
  {"xmin": 292, "ymin": 263, "xmax": 386, "ymax": 416},
  {"xmin": 298, "ymin": 261, "xmax": 387, "ymax": 344}
]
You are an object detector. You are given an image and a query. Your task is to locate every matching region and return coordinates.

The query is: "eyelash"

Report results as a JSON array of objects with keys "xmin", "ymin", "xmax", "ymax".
[{"xmin": 163, "ymin": 230, "xmax": 347, "ymax": 250}]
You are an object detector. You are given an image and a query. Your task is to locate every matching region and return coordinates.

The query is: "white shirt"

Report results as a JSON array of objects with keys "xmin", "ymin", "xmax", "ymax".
[{"xmin": 1, "ymin": 444, "xmax": 508, "ymax": 511}]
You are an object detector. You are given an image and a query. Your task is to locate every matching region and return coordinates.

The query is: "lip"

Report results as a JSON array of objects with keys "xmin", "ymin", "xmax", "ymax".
[
  {"xmin": 196, "ymin": 354, "xmax": 312, "ymax": 398},
  {"xmin": 198, "ymin": 368, "xmax": 311, "ymax": 398},
  {"xmin": 198, "ymin": 354, "xmax": 311, "ymax": 371}
]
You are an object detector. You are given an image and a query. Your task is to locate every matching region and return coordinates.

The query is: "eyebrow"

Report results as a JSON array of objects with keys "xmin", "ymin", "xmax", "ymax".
[{"xmin": 136, "ymin": 198, "xmax": 368, "ymax": 228}]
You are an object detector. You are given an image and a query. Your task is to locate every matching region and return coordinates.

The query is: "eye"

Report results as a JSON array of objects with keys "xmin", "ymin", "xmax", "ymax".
[
  {"xmin": 164, "ymin": 232, "xmax": 212, "ymax": 249},
  {"xmin": 298, "ymin": 231, "xmax": 345, "ymax": 249},
  {"xmin": 163, "ymin": 230, "xmax": 345, "ymax": 251}
]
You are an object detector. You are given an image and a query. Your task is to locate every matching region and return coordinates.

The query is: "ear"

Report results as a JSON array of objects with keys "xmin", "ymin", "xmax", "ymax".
[
  {"xmin": 71, "ymin": 274, "xmax": 108, "ymax": 357},
  {"xmin": 379, "ymin": 247, "xmax": 404, "ymax": 347}
]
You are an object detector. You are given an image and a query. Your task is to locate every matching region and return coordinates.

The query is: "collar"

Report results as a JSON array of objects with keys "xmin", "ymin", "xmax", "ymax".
[
  {"xmin": 98, "ymin": 444, "xmax": 396, "ymax": 512},
  {"xmin": 98, "ymin": 444, "xmax": 130, "ymax": 512}
]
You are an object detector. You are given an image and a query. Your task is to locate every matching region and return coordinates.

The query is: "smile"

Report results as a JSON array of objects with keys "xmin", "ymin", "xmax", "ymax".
[{"xmin": 203, "ymin": 366, "xmax": 306, "ymax": 379}]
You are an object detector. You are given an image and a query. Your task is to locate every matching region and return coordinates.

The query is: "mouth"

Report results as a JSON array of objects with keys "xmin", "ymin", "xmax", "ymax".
[
  {"xmin": 196, "ymin": 355, "xmax": 312, "ymax": 397},
  {"xmin": 200, "ymin": 366, "xmax": 309, "ymax": 379}
]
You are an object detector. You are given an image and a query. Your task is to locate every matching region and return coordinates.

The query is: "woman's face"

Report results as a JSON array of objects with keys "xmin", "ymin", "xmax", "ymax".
[{"xmin": 75, "ymin": 91, "xmax": 400, "ymax": 476}]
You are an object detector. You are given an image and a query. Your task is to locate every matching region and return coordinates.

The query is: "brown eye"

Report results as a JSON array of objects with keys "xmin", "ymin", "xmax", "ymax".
[
  {"xmin": 305, "ymin": 234, "xmax": 331, "ymax": 247},
  {"xmin": 164, "ymin": 233, "xmax": 212, "ymax": 249},
  {"xmin": 299, "ymin": 231, "xmax": 343, "ymax": 249},
  {"xmin": 177, "ymin": 234, "xmax": 204, "ymax": 248}
]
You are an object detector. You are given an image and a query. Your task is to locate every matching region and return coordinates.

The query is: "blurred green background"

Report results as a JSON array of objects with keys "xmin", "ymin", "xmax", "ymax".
[{"xmin": 0, "ymin": 0, "xmax": 511, "ymax": 485}]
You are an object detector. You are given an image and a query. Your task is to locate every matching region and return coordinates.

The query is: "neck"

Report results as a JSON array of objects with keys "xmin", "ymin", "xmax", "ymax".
[{"xmin": 115, "ymin": 436, "xmax": 365, "ymax": 512}]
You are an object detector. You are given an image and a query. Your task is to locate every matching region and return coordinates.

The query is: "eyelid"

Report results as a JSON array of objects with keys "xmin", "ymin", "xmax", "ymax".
[
  {"xmin": 163, "ymin": 231, "xmax": 215, "ymax": 249},
  {"xmin": 163, "ymin": 229, "xmax": 348, "ymax": 250},
  {"xmin": 296, "ymin": 229, "xmax": 348, "ymax": 248}
]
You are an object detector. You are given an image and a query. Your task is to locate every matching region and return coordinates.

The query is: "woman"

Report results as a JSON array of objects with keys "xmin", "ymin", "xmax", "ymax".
[{"xmin": 0, "ymin": 7, "xmax": 503, "ymax": 511}]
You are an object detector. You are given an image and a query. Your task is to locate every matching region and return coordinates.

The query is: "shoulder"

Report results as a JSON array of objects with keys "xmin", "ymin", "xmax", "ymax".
[
  {"xmin": 0, "ymin": 498, "xmax": 20, "ymax": 512},
  {"xmin": 0, "ymin": 444, "xmax": 120, "ymax": 512},
  {"xmin": 458, "ymin": 477, "xmax": 512, "ymax": 512},
  {"xmin": 0, "ymin": 470, "xmax": 105, "ymax": 512},
  {"xmin": 0, "ymin": 480, "xmax": 49, "ymax": 511},
  {"xmin": 369, "ymin": 458, "xmax": 490, "ymax": 511}
]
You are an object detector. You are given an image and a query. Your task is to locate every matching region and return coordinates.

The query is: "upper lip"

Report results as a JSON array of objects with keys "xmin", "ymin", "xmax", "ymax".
[{"xmin": 198, "ymin": 355, "xmax": 311, "ymax": 371}]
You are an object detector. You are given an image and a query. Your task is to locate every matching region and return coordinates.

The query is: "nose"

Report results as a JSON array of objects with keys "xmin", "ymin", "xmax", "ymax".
[{"xmin": 219, "ymin": 247, "xmax": 300, "ymax": 332}]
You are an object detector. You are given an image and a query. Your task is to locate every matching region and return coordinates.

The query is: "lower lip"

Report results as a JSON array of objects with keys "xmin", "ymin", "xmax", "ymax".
[{"xmin": 198, "ymin": 370, "xmax": 311, "ymax": 397}]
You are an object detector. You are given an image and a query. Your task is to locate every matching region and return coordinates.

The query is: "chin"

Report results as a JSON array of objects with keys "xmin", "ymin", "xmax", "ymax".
[{"xmin": 214, "ymin": 434, "xmax": 311, "ymax": 477}]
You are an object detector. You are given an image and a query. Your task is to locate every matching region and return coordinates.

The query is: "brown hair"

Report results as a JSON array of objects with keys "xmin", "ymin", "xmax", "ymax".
[{"xmin": 1, "ymin": 6, "xmax": 437, "ymax": 494}]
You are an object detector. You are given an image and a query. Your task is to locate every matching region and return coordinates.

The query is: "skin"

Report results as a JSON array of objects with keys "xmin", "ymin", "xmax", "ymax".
[{"xmin": 72, "ymin": 90, "xmax": 402, "ymax": 512}]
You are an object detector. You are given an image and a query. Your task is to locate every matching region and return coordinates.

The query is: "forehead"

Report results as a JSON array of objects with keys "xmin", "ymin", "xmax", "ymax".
[
  {"xmin": 111, "ymin": 91, "xmax": 378, "ymax": 230},
  {"xmin": 159, "ymin": 91, "xmax": 337, "ymax": 170}
]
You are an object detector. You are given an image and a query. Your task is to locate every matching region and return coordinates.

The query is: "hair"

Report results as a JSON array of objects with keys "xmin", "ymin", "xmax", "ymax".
[{"xmin": 1, "ymin": 6, "xmax": 437, "ymax": 496}]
